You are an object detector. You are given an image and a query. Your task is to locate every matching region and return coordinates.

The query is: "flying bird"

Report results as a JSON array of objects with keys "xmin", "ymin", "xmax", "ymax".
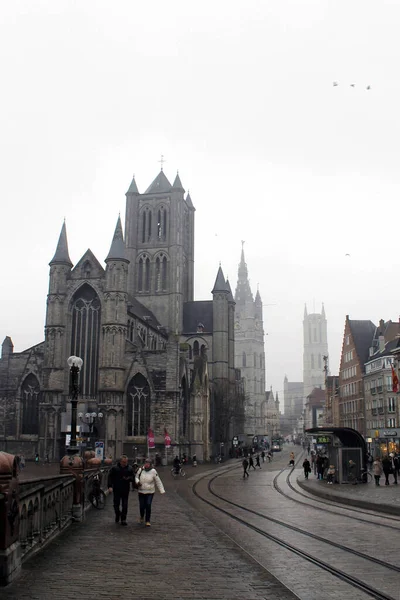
[
  {"xmin": 366, "ymin": 85, "xmax": 371, "ymax": 90},
  {"xmin": 333, "ymin": 81, "xmax": 338, "ymax": 86},
  {"xmin": 345, "ymin": 253, "xmax": 351, "ymax": 257},
  {"xmin": 350, "ymin": 84, "xmax": 355, "ymax": 87}
]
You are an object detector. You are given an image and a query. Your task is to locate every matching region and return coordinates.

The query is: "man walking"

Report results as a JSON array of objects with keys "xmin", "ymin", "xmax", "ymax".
[
  {"xmin": 108, "ymin": 455, "xmax": 134, "ymax": 525},
  {"xmin": 249, "ymin": 455, "xmax": 256, "ymax": 471},
  {"xmin": 255, "ymin": 454, "xmax": 262, "ymax": 469},
  {"xmin": 242, "ymin": 458, "xmax": 249, "ymax": 478}
]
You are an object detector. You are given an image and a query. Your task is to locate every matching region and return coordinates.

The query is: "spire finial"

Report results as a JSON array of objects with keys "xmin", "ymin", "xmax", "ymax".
[
  {"xmin": 158, "ymin": 154, "xmax": 166, "ymax": 171},
  {"xmin": 241, "ymin": 240, "xmax": 245, "ymax": 250}
]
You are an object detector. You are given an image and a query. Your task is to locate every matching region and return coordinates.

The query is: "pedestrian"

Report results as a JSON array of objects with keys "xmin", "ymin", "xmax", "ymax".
[
  {"xmin": 302, "ymin": 457, "xmax": 311, "ymax": 479},
  {"xmin": 348, "ymin": 460, "xmax": 357, "ymax": 484},
  {"xmin": 326, "ymin": 464, "xmax": 335, "ymax": 485},
  {"xmin": 372, "ymin": 456, "xmax": 383, "ymax": 486},
  {"xmin": 311, "ymin": 451, "xmax": 316, "ymax": 475},
  {"xmin": 289, "ymin": 452, "xmax": 295, "ymax": 467},
  {"xmin": 242, "ymin": 458, "xmax": 249, "ymax": 478},
  {"xmin": 107, "ymin": 454, "xmax": 134, "ymax": 526},
  {"xmin": 255, "ymin": 454, "xmax": 261, "ymax": 469},
  {"xmin": 249, "ymin": 455, "xmax": 256, "ymax": 470},
  {"xmin": 35, "ymin": 453, "xmax": 39, "ymax": 464},
  {"xmin": 307, "ymin": 445, "xmax": 310, "ymax": 455},
  {"xmin": 192, "ymin": 454, "xmax": 197, "ymax": 467},
  {"xmin": 382, "ymin": 454, "xmax": 397, "ymax": 486},
  {"xmin": 267, "ymin": 451, "xmax": 272, "ymax": 462},
  {"xmin": 316, "ymin": 455, "xmax": 325, "ymax": 480},
  {"xmin": 20, "ymin": 454, "xmax": 25, "ymax": 470},
  {"xmin": 389, "ymin": 453, "xmax": 399, "ymax": 484},
  {"xmin": 394, "ymin": 453, "xmax": 400, "ymax": 477},
  {"xmin": 135, "ymin": 458, "xmax": 165, "ymax": 526},
  {"xmin": 45, "ymin": 453, "xmax": 50, "ymax": 464},
  {"xmin": 261, "ymin": 450, "xmax": 265, "ymax": 463}
]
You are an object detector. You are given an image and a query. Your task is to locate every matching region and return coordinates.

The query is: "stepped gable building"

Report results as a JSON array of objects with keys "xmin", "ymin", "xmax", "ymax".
[
  {"xmin": 337, "ymin": 315, "xmax": 376, "ymax": 436},
  {"xmin": 234, "ymin": 245, "xmax": 266, "ymax": 436},
  {"xmin": 0, "ymin": 169, "xmax": 239, "ymax": 462},
  {"xmin": 303, "ymin": 304, "xmax": 328, "ymax": 400}
]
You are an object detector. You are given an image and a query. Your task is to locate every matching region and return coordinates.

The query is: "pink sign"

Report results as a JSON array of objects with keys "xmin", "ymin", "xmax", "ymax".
[
  {"xmin": 147, "ymin": 428, "xmax": 155, "ymax": 449},
  {"xmin": 164, "ymin": 429, "xmax": 171, "ymax": 448}
]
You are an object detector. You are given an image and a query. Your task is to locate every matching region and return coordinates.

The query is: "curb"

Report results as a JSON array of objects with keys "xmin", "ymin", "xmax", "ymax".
[{"xmin": 297, "ymin": 477, "xmax": 400, "ymax": 517}]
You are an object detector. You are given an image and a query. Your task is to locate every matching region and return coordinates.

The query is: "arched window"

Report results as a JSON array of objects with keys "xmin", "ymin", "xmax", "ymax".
[
  {"xmin": 144, "ymin": 257, "xmax": 150, "ymax": 291},
  {"xmin": 70, "ymin": 284, "xmax": 101, "ymax": 397},
  {"xmin": 311, "ymin": 354, "xmax": 315, "ymax": 369},
  {"xmin": 157, "ymin": 207, "xmax": 168, "ymax": 241},
  {"xmin": 127, "ymin": 373, "xmax": 150, "ymax": 436},
  {"xmin": 242, "ymin": 352, "xmax": 246, "ymax": 367},
  {"xmin": 141, "ymin": 211, "xmax": 147, "ymax": 243},
  {"xmin": 162, "ymin": 256, "xmax": 167, "ymax": 290},
  {"xmin": 155, "ymin": 256, "xmax": 161, "ymax": 291},
  {"xmin": 148, "ymin": 210, "xmax": 152, "ymax": 241},
  {"xmin": 193, "ymin": 340, "xmax": 199, "ymax": 356},
  {"xmin": 254, "ymin": 353, "xmax": 257, "ymax": 368},
  {"xmin": 21, "ymin": 374, "xmax": 40, "ymax": 434},
  {"xmin": 138, "ymin": 258, "xmax": 144, "ymax": 291},
  {"xmin": 188, "ymin": 345, "xmax": 193, "ymax": 359}
]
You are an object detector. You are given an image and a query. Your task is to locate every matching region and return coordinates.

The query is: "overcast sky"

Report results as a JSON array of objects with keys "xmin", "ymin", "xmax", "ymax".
[{"xmin": 1, "ymin": 1, "xmax": 400, "ymax": 402}]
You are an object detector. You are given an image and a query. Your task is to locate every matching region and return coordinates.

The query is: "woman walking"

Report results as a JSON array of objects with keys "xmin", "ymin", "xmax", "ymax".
[
  {"xmin": 372, "ymin": 456, "xmax": 383, "ymax": 486},
  {"xmin": 135, "ymin": 458, "xmax": 165, "ymax": 526}
]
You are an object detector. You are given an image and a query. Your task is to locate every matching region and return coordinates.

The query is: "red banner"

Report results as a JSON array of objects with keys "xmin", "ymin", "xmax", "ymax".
[
  {"xmin": 164, "ymin": 428, "xmax": 171, "ymax": 448},
  {"xmin": 147, "ymin": 428, "xmax": 155, "ymax": 449},
  {"xmin": 392, "ymin": 366, "xmax": 399, "ymax": 393}
]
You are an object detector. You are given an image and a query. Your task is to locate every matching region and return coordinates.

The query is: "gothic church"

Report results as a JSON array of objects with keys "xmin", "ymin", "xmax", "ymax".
[{"xmin": 0, "ymin": 169, "xmax": 241, "ymax": 462}]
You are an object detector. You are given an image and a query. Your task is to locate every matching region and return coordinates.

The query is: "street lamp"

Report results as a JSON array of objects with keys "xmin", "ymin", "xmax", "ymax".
[
  {"xmin": 78, "ymin": 411, "xmax": 103, "ymax": 449},
  {"xmin": 67, "ymin": 355, "xmax": 83, "ymax": 453}
]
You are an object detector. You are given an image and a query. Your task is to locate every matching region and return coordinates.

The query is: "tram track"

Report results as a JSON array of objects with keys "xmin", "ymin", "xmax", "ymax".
[
  {"xmin": 192, "ymin": 465, "xmax": 398, "ymax": 600},
  {"xmin": 277, "ymin": 454, "xmax": 400, "ymax": 530}
]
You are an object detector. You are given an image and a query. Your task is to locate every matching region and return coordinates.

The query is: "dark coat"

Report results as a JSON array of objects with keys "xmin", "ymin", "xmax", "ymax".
[
  {"xmin": 303, "ymin": 459, "xmax": 311, "ymax": 473},
  {"xmin": 382, "ymin": 457, "xmax": 393, "ymax": 474},
  {"xmin": 107, "ymin": 463, "xmax": 134, "ymax": 494}
]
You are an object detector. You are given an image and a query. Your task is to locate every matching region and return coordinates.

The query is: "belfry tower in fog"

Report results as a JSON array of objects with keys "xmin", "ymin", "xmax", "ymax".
[{"xmin": 303, "ymin": 304, "xmax": 328, "ymax": 400}]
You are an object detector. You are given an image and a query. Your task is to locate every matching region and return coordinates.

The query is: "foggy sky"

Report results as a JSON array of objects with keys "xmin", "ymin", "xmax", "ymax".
[{"xmin": 2, "ymin": 1, "xmax": 400, "ymax": 402}]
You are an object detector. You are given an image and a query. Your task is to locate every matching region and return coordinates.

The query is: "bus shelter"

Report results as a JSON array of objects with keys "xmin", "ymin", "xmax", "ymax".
[{"xmin": 306, "ymin": 427, "xmax": 367, "ymax": 484}]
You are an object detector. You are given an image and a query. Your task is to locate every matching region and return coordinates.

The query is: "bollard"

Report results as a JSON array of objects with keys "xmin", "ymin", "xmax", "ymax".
[
  {"xmin": 60, "ymin": 454, "xmax": 84, "ymax": 522},
  {"xmin": 0, "ymin": 452, "xmax": 21, "ymax": 585}
]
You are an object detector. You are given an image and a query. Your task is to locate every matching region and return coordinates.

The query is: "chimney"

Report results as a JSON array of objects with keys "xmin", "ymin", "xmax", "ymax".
[
  {"xmin": 379, "ymin": 335, "xmax": 385, "ymax": 353},
  {"xmin": 379, "ymin": 319, "xmax": 385, "ymax": 332}
]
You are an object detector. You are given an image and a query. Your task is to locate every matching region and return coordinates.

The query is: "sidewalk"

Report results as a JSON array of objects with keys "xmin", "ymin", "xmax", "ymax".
[
  {"xmin": 3, "ymin": 463, "xmax": 296, "ymax": 600},
  {"xmin": 297, "ymin": 474, "xmax": 400, "ymax": 516}
]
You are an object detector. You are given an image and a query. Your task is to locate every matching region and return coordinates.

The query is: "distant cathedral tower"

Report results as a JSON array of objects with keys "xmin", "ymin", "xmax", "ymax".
[
  {"xmin": 303, "ymin": 304, "xmax": 328, "ymax": 400},
  {"xmin": 234, "ymin": 244, "xmax": 265, "ymax": 435}
]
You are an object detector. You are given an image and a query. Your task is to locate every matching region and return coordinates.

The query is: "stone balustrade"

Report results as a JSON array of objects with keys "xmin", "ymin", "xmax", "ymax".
[{"xmin": 0, "ymin": 451, "xmax": 112, "ymax": 586}]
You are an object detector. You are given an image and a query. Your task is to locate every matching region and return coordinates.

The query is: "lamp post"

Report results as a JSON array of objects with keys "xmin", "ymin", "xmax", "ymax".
[
  {"xmin": 67, "ymin": 355, "xmax": 83, "ymax": 454},
  {"xmin": 78, "ymin": 412, "xmax": 103, "ymax": 449}
]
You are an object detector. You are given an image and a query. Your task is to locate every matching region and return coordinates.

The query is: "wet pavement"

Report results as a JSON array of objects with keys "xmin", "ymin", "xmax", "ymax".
[{"xmin": 3, "ymin": 459, "xmax": 298, "ymax": 600}]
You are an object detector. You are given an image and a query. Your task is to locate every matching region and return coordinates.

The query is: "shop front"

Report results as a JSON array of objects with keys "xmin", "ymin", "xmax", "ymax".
[{"xmin": 370, "ymin": 428, "xmax": 400, "ymax": 457}]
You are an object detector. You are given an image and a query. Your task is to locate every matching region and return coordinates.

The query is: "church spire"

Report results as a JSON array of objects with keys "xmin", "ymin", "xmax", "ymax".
[
  {"xmin": 49, "ymin": 221, "xmax": 73, "ymax": 267},
  {"xmin": 126, "ymin": 174, "xmax": 139, "ymax": 195},
  {"xmin": 234, "ymin": 242, "xmax": 253, "ymax": 305},
  {"xmin": 304, "ymin": 303, "xmax": 308, "ymax": 319},
  {"xmin": 172, "ymin": 171, "xmax": 185, "ymax": 192},
  {"xmin": 106, "ymin": 215, "xmax": 128, "ymax": 262},
  {"xmin": 212, "ymin": 266, "xmax": 228, "ymax": 294}
]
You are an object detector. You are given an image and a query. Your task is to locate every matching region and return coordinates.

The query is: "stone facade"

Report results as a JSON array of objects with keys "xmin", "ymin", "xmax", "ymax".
[
  {"xmin": 303, "ymin": 304, "xmax": 328, "ymax": 400},
  {"xmin": 0, "ymin": 169, "xmax": 239, "ymax": 462},
  {"xmin": 234, "ymin": 246, "xmax": 266, "ymax": 436}
]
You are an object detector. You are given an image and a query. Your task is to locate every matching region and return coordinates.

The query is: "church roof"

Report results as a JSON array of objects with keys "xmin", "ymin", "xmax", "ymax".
[
  {"xmin": 212, "ymin": 266, "xmax": 228, "ymax": 294},
  {"xmin": 144, "ymin": 170, "xmax": 172, "ymax": 194},
  {"xmin": 347, "ymin": 317, "xmax": 376, "ymax": 368},
  {"xmin": 106, "ymin": 216, "xmax": 128, "ymax": 262},
  {"xmin": 183, "ymin": 301, "xmax": 213, "ymax": 334},
  {"xmin": 185, "ymin": 191, "xmax": 194, "ymax": 209},
  {"xmin": 126, "ymin": 175, "xmax": 139, "ymax": 194},
  {"xmin": 226, "ymin": 279, "xmax": 235, "ymax": 303},
  {"xmin": 172, "ymin": 172, "xmax": 185, "ymax": 191},
  {"xmin": 127, "ymin": 296, "xmax": 165, "ymax": 332},
  {"xmin": 49, "ymin": 221, "xmax": 73, "ymax": 267}
]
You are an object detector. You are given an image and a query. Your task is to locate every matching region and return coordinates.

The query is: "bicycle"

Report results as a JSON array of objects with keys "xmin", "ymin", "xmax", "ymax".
[
  {"xmin": 88, "ymin": 472, "xmax": 106, "ymax": 509},
  {"xmin": 171, "ymin": 466, "xmax": 186, "ymax": 478},
  {"xmin": 347, "ymin": 469, "xmax": 372, "ymax": 484}
]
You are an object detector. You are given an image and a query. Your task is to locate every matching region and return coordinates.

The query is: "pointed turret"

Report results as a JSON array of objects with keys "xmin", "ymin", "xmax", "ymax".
[
  {"xmin": 1, "ymin": 336, "xmax": 13, "ymax": 359},
  {"xmin": 172, "ymin": 172, "xmax": 185, "ymax": 192},
  {"xmin": 49, "ymin": 221, "xmax": 73, "ymax": 267},
  {"xmin": 144, "ymin": 170, "xmax": 172, "ymax": 194},
  {"xmin": 255, "ymin": 287, "xmax": 262, "ymax": 306},
  {"xmin": 225, "ymin": 279, "xmax": 235, "ymax": 303},
  {"xmin": 234, "ymin": 244, "xmax": 253, "ymax": 305},
  {"xmin": 126, "ymin": 174, "xmax": 139, "ymax": 195},
  {"xmin": 321, "ymin": 303, "xmax": 326, "ymax": 318},
  {"xmin": 304, "ymin": 304, "xmax": 308, "ymax": 318},
  {"xmin": 106, "ymin": 216, "xmax": 129, "ymax": 262},
  {"xmin": 212, "ymin": 266, "xmax": 228, "ymax": 294},
  {"xmin": 185, "ymin": 191, "xmax": 194, "ymax": 209}
]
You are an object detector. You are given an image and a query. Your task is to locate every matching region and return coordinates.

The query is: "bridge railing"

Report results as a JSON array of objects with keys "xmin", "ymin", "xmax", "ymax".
[{"xmin": 0, "ymin": 452, "xmax": 111, "ymax": 586}]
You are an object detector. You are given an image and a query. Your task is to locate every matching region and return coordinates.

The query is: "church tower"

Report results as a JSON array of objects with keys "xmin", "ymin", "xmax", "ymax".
[
  {"xmin": 125, "ymin": 169, "xmax": 195, "ymax": 335},
  {"xmin": 234, "ymin": 245, "xmax": 265, "ymax": 435},
  {"xmin": 303, "ymin": 304, "xmax": 328, "ymax": 400}
]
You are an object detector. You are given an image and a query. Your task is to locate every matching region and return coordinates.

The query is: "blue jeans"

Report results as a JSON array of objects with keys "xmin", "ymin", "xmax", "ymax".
[{"xmin": 138, "ymin": 493, "xmax": 154, "ymax": 522}]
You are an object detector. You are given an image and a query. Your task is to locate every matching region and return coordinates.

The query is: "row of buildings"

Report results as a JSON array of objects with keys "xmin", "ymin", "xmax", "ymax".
[
  {"xmin": 0, "ymin": 167, "xmax": 279, "ymax": 461},
  {"xmin": 284, "ymin": 310, "xmax": 400, "ymax": 457}
]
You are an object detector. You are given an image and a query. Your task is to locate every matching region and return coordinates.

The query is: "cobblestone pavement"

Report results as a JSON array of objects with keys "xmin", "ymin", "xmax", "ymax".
[
  {"xmin": 3, "ymin": 465, "xmax": 298, "ymax": 600},
  {"xmin": 182, "ymin": 448, "xmax": 400, "ymax": 600}
]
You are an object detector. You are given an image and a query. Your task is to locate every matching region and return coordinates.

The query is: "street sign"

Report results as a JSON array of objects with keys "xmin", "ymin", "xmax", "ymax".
[{"xmin": 95, "ymin": 441, "xmax": 104, "ymax": 460}]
